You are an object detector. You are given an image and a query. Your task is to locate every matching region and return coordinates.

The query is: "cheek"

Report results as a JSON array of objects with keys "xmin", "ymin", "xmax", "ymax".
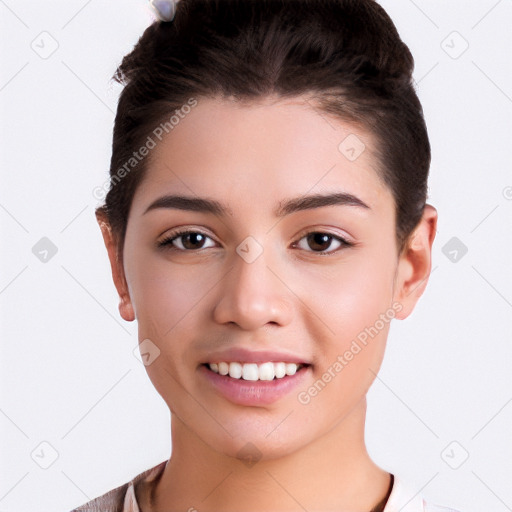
[
  {"xmin": 126, "ymin": 258, "xmax": 209, "ymax": 409},
  {"xmin": 294, "ymin": 265, "xmax": 394, "ymax": 417},
  {"xmin": 300, "ymin": 250, "xmax": 395, "ymax": 343},
  {"xmin": 127, "ymin": 252, "xmax": 210, "ymax": 340},
  {"xmin": 296, "ymin": 247, "xmax": 396, "ymax": 404},
  {"xmin": 326, "ymin": 273, "xmax": 391, "ymax": 342}
]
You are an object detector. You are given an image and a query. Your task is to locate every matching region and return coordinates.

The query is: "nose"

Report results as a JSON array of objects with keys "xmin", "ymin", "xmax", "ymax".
[{"xmin": 212, "ymin": 242, "xmax": 293, "ymax": 330}]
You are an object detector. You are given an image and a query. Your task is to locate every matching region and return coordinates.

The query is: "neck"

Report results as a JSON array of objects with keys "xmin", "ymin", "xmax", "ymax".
[{"xmin": 148, "ymin": 398, "xmax": 391, "ymax": 512}]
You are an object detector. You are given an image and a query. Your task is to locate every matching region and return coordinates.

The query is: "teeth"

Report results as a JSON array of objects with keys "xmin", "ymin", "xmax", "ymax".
[
  {"xmin": 229, "ymin": 362, "xmax": 242, "ymax": 379},
  {"xmin": 285, "ymin": 363, "xmax": 297, "ymax": 376},
  {"xmin": 218, "ymin": 361, "xmax": 229, "ymax": 376},
  {"xmin": 274, "ymin": 362, "xmax": 286, "ymax": 379},
  {"xmin": 242, "ymin": 363, "xmax": 258, "ymax": 381},
  {"xmin": 258, "ymin": 362, "xmax": 275, "ymax": 381},
  {"xmin": 207, "ymin": 361, "xmax": 305, "ymax": 380}
]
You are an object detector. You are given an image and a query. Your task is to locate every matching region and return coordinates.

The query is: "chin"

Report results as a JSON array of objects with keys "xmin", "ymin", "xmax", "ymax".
[{"xmin": 202, "ymin": 419, "xmax": 315, "ymax": 464}]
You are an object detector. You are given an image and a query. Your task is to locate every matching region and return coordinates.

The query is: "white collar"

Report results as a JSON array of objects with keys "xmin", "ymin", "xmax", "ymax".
[
  {"xmin": 383, "ymin": 475, "xmax": 425, "ymax": 511},
  {"xmin": 383, "ymin": 476, "xmax": 460, "ymax": 512}
]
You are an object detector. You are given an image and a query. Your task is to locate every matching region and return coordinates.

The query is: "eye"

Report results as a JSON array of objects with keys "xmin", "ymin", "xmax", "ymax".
[
  {"xmin": 158, "ymin": 229, "xmax": 217, "ymax": 251},
  {"xmin": 158, "ymin": 229, "xmax": 353, "ymax": 255},
  {"xmin": 293, "ymin": 231, "xmax": 353, "ymax": 255}
]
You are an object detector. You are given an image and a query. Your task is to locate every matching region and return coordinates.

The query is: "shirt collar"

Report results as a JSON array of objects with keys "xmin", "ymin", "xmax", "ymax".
[{"xmin": 383, "ymin": 475, "xmax": 425, "ymax": 512}]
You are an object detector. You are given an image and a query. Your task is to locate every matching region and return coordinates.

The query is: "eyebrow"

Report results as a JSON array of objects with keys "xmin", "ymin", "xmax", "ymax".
[{"xmin": 143, "ymin": 192, "xmax": 370, "ymax": 218}]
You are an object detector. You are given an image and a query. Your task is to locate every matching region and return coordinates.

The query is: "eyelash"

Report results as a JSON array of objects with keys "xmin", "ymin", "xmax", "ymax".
[{"xmin": 157, "ymin": 228, "xmax": 354, "ymax": 256}]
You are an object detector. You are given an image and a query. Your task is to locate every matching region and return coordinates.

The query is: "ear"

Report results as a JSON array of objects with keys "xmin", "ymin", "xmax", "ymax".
[
  {"xmin": 95, "ymin": 208, "xmax": 135, "ymax": 322},
  {"xmin": 392, "ymin": 204, "xmax": 438, "ymax": 320}
]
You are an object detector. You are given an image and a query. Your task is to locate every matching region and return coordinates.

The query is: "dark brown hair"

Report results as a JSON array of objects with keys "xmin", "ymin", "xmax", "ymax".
[{"xmin": 98, "ymin": 0, "xmax": 430, "ymax": 259}]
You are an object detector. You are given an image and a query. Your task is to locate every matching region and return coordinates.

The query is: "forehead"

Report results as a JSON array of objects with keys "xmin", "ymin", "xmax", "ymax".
[{"xmin": 131, "ymin": 95, "xmax": 392, "ymax": 217}]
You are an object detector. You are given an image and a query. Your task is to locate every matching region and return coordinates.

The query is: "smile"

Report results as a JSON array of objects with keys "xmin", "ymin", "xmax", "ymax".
[
  {"xmin": 206, "ymin": 361, "xmax": 308, "ymax": 381},
  {"xmin": 200, "ymin": 362, "xmax": 311, "ymax": 406}
]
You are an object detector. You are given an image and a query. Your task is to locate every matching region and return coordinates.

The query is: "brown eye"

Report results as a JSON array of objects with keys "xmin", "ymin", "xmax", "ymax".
[
  {"xmin": 158, "ymin": 230, "xmax": 216, "ymax": 251},
  {"xmin": 294, "ymin": 231, "xmax": 352, "ymax": 255}
]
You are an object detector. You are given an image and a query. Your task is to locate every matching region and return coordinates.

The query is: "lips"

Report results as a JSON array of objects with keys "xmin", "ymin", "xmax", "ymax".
[
  {"xmin": 199, "ymin": 362, "xmax": 311, "ymax": 405},
  {"xmin": 202, "ymin": 347, "xmax": 311, "ymax": 366}
]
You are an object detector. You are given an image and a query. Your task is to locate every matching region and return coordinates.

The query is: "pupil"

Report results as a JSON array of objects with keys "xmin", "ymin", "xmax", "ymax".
[
  {"xmin": 308, "ymin": 233, "xmax": 331, "ymax": 251},
  {"xmin": 184, "ymin": 233, "xmax": 205, "ymax": 249}
]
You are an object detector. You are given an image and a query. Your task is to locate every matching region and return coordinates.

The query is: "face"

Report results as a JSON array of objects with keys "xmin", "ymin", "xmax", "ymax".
[{"xmin": 103, "ymin": 95, "xmax": 431, "ymax": 461}]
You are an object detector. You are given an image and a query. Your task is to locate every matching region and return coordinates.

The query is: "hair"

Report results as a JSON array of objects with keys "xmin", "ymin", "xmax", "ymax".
[{"xmin": 97, "ymin": 0, "xmax": 431, "ymax": 260}]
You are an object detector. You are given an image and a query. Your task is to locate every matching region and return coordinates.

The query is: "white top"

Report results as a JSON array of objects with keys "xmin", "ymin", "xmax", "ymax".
[
  {"xmin": 70, "ymin": 460, "xmax": 462, "ymax": 512},
  {"xmin": 383, "ymin": 477, "xmax": 460, "ymax": 512}
]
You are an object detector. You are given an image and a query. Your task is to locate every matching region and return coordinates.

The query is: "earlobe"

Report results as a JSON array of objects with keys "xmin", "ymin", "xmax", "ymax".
[
  {"xmin": 118, "ymin": 295, "xmax": 135, "ymax": 323},
  {"xmin": 392, "ymin": 204, "xmax": 438, "ymax": 320},
  {"xmin": 95, "ymin": 209, "xmax": 135, "ymax": 322}
]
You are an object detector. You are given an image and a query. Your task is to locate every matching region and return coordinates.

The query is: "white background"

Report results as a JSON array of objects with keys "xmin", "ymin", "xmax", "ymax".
[{"xmin": 1, "ymin": 1, "xmax": 511, "ymax": 511}]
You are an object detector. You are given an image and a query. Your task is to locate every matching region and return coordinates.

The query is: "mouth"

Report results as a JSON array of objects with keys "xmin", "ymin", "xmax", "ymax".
[
  {"xmin": 199, "ymin": 361, "xmax": 312, "ymax": 406},
  {"xmin": 202, "ymin": 361, "xmax": 311, "ymax": 381}
]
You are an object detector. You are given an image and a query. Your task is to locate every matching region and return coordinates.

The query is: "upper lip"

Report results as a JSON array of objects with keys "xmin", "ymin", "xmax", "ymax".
[{"xmin": 202, "ymin": 347, "xmax": 311, "ymax": 365}]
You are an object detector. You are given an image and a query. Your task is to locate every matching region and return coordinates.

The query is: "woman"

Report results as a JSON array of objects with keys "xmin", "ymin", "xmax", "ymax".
[{"xmin": 71, "ymin": 0, "xmax": 460, "ymax": 510}]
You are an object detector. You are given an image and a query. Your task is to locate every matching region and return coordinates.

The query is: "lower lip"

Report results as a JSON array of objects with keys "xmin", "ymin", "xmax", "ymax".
[{"xmin": 199, "ymin": 364, "xmax": 311, "ymax": 406}]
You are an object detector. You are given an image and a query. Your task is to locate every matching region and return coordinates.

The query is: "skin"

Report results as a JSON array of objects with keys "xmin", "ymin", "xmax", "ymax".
[{"xmin": 97, "ymin": 94, "xmax": 437, "ymax": 512}]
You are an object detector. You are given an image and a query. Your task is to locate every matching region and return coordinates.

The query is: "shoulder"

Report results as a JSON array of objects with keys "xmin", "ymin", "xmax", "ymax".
[
  {"xmin": 69, "ymin": 460, "xmax": 167, "ymax": 512},
  {"xmin": 384, "ymin": 475, "xmax": 463, "ymax": 512},
  {"xmin": 70, "ymin": 483, "xmax": 128, "ymax": 512}
]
